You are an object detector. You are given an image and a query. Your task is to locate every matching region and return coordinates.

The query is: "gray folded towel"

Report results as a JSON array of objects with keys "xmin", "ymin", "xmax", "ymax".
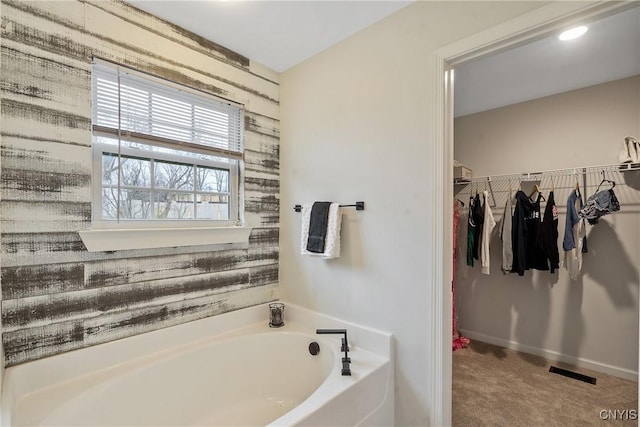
[{"xmin": 306, "ymin": 202, "xmax": 332, "ymax": 253}]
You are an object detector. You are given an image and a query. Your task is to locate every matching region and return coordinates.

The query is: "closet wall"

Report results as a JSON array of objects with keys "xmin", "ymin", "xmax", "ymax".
[{"xmin": 454, "ymin": 75, "xmax": 640, "ymax": 379}]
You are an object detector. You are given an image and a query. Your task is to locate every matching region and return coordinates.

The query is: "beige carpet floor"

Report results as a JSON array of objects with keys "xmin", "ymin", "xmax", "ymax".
[{"xmin": 453, "ymin": 340, "xmax": 638, "ymax": 427}]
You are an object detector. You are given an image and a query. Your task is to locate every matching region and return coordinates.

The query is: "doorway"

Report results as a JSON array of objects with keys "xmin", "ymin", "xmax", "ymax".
[{"xmin": 433, "ymin": 2, "xmax": 640, "ymax": 425}]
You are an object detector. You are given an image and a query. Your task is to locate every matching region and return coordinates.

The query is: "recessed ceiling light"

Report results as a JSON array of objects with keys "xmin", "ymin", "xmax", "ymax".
[{"xmin": 559, "ymin": 26, "xmax": 588, "ymax": 41}]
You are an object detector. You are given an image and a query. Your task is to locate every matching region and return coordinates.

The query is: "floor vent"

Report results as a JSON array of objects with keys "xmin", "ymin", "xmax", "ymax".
[{"xmin": 549, "ymin": 366, "xmax": 597, "ymax": 385}]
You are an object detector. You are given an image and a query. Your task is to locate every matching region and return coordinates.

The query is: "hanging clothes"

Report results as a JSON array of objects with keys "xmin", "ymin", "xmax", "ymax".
[
  {"xmin": 563, "ymin": 189, "xmax": 582, "ymax": 251},
  {"xmin": 500, "ymin": 194, "xmax": 513, "ymax": 274},
  {"xmin": 511, "ymin": 190, "xmax": 536, "ymax": 276},
  {"xmin": 472, "ymin": 193, "xmax": 484, "ymax": 261},
  {"xmin": 579, "ymin": 182, "xmax": 620, "ymax": 224},
  {"xmin": 480, "ymin": 191, "xmax": 496, "ymax": 275},
  {"xmin": 453, "ymin": 200, "xmax": 470, "ymax": 351},
  {"xmin": 457, "ymin": 202, "xmax": 470, "ymax": 281},
  {"xmin": 564, "ymin": 189, "xmax": 587, "ymax": 280},
  {"xmin": 526, "ymin": 193, "xmax": 550, "ymax": 271},
  {"xmin": 454, "ymin": 200, "xmax": 460, "ymax": 267},
  {"xmin": 541, "ymin": 190, "xmax": 560, "ymax": 273},
  {"xmin": 466, "ymin": 196, "xmax": 475, "ymax": 267}
]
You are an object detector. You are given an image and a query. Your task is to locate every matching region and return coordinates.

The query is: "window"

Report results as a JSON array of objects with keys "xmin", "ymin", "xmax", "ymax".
[{"xmin": 91, "ymin": 61, "xmax": 243, "ymax": 228}]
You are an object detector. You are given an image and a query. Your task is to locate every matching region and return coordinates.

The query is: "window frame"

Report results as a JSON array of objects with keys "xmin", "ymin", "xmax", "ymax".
[
  {"xmin": 89, "ymin": 59, "xmax": 244, "ymax": 230},
  {"xmin": 80, "ymin": 60, "xmax": 251, "ymax": 252}
]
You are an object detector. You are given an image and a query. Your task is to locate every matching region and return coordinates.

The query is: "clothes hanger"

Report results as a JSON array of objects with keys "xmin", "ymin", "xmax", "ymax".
[
  {"xmin": 529, "ymin": 184, "xmax": 546, "ymax": 202},
  {"xmin": 528, "ymin": 184, "xmax": 545, "ymax": 201},
  {"xmin": 575, "ymin": 173, "xmax": 583, "ymax": 201},
  {"xmin": 596, "ymin": 169, "xmax": 616, "ymax": 192}
]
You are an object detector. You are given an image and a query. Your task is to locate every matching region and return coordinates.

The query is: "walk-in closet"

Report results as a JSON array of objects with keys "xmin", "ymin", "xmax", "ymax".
[{"xmin": 451, "ymin": 5, "xmax": 640, "ymax": 425}]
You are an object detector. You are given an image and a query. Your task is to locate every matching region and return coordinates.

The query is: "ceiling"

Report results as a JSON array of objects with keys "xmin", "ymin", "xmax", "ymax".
[
  {"xmin": 454, "ymin": 5, "xmax": 640, "ymax": 117},
  {"xmin": 128, "ymin": 1, "xmax": 639, "ymax": 116},
  {"xmin": 128, "ymin": 0, "xmax": 412, "ymax": 73}
]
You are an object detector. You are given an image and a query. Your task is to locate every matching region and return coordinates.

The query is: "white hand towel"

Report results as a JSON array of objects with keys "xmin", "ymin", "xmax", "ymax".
[
  {"xmin": 300, "ymin": 203, "xmax": 313, "ymax": 255},
  {"xmin": 301, "ymin": 203, "xmax": 342, "ymax": 259}
]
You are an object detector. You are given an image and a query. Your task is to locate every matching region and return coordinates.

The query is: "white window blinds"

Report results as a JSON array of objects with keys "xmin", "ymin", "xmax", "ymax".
[{"xmin": 92, "ymin": 62, "xmax": 243, "ymax": 159}]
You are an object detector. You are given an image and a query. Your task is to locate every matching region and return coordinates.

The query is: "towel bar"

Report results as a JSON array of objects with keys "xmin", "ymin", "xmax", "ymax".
[{"xmin": 294, "ymin": 201, "xmax": 365, "ymax": 212}]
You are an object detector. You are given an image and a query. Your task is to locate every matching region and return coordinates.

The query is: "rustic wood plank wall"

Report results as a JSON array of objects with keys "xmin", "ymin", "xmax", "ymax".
[{"xmin": 0, "ymin": 0, "xmax": 280, "ymax": 366}]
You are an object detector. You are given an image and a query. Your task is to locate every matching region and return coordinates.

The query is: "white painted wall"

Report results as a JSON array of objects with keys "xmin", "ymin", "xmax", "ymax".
[
  {"xmin": 279, "ymin": 2, "xmax": 549, "ymax": 425},
  {"xmin": 454, "ymin": 76, "xmax": 640, "ymax": 379}
]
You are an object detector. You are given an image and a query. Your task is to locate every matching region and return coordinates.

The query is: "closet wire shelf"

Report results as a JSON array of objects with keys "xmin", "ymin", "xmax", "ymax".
[
  {"xmin": 453, "ymin": 162, "xmax": 640, "ymax": 185},
  {"xmin": 453, "ymin": 162, "xmax": 640, "ymax": 208}
]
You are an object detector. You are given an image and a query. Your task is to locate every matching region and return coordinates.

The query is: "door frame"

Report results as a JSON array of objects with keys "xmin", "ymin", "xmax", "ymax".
[{"xmin": 431, "ymin": 2, "xmax": 637, "ymax": 425}]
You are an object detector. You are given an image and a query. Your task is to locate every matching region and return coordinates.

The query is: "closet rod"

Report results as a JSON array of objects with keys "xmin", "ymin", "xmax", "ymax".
[{"xmin": 454, "ymin": 162, "xmax": 640, "ymax": 184}]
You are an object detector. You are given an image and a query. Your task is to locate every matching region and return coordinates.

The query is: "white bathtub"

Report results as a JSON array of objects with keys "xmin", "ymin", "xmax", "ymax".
[{"xmin": 1, "ymin": 303, "xmax": 393, "ymax": 426}]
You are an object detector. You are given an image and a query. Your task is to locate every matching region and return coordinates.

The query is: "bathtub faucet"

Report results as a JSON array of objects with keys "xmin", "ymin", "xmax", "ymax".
[{"xmin": 316, "ymin": 329, "xmax": 351, "ymax": 376}]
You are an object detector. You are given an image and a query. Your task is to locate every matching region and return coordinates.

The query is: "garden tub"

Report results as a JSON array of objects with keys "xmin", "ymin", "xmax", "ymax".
[{"xmin": 1, "ymin": 303, "xmax": 393, "ymax": 426}]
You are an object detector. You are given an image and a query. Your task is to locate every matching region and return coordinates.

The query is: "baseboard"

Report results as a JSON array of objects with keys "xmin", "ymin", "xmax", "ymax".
[{"xmin": 458, "ymin": 329, "xmax": 638, "ymax": 382}]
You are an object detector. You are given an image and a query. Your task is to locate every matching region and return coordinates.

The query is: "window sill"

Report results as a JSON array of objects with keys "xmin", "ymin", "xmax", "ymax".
[{"xmin": 79, "ymin": 226, "xmax": 252, "ymax": 252}]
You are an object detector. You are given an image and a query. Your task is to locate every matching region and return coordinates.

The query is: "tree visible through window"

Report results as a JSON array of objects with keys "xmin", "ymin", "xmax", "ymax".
[{"xmin": 91, "ymin": 61, "xmax": 243, "ymax": 226}]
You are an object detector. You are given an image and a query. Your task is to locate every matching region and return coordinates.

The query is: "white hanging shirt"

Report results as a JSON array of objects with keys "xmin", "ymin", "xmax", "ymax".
[
  {"xmin": 500, "ymin": 195, "xmax": 513, "ymax": 274},
  {"xmin": 481, "ymin": 191, "xmax": 497, "ymax": 275}
]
